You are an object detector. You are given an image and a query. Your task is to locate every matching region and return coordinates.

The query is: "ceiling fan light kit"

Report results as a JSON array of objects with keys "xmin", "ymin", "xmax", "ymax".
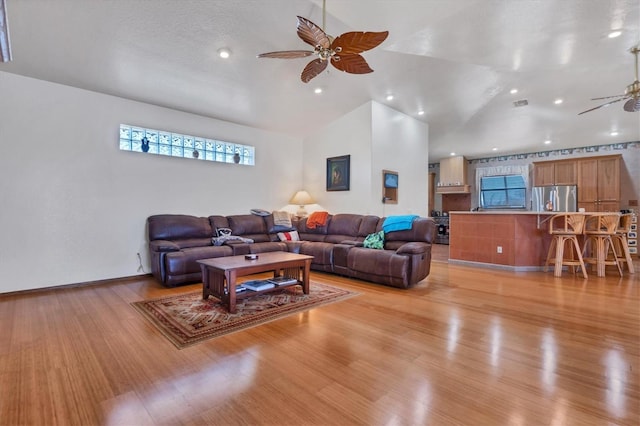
[
  {"xmin": 257, "ymin": 14, "xmax": 388, "ymax": 83},
  {"xmin": 579, "ymin": 46, "xmax": 640, "ymax": 115}
]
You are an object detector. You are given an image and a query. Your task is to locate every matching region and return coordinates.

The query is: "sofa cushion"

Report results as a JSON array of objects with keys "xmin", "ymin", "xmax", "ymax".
[
  {"xmin": 325, "ymin": 214, "xmax": 362, "ymax": 243},
  {"xmin": 297, "ymin": 216, "xmax": 331, "ymax": 235},
  {"xmin": 299, "ymin": 242, "xmax": 334, "ymax": 266},
  {"xmin": 347, "ymin": 247, "xmax": 409, "ymax": 280},
  {"xmin": 148, "ymin": 215, "xmax": 213, "ymax": 240},
  {"xmin": 227, "ymin": 214, "xmax": 270, "ymax": 242},
  {"xmin": 248, "ymin": 242, "xmax": 289, "ymax": 254},
  {"xmin": 165, "ymin": 245, "xmax": 233, "ymax": 275},
  {"xmin": 358, "ymin": 215, "xmax": 380, "ymax": 237}
]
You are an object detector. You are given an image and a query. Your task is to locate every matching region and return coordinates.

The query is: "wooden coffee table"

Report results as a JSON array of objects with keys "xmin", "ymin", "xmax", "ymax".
[{"xmin": 197, "ymin": 252, "xmax": 313, "ymax": 313}]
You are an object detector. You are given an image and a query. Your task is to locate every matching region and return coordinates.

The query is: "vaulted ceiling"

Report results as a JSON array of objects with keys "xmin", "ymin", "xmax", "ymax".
[{"xmin": 1, "ymin": 0, "xmax": 639, "ymax": 161}]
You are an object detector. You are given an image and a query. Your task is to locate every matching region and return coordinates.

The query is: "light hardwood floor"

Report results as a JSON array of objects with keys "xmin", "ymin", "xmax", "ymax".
[{"xmin": 0, "ymin": 253, "xmax": 638, "ymax": 425}]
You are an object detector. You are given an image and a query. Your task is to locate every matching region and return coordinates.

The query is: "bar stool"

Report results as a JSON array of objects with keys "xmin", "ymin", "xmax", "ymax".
[
  {"xmin": 544, "ymin": 213, "xmax": 588, "ymax": 279},
  {"xmin": 582, "ymin": 213, "xmax": 623, "ymax": 277},
  {"xmin": 612, "ymin": 213, "xmax": 635, "ymax": 274}
]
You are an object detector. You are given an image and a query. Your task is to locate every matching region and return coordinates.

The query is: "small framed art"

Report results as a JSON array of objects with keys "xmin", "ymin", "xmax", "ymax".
[{"xmin": 326, "ymin": 155, "xmax": 350, "ymax": 191}]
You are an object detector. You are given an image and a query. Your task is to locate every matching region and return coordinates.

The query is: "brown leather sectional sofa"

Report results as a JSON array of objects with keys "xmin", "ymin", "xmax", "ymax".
[{"xmin": 147, "ymin": 213, "xmax": 436, "ymax": 289}]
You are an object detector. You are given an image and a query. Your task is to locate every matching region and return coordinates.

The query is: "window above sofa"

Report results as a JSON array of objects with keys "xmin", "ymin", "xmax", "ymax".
[{"xmin": 119, "ymin": 124, "xmax": 255, "ymax": 165}]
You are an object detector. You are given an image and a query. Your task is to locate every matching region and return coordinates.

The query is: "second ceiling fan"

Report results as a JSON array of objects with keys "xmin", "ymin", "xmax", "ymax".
[
  {"xmin": 257, "ymin": 2, "xmax": 388, "ymax": 83},
  {"xmin": 579, "ymin": 46, "xmax": 640, "ymax": 115}
]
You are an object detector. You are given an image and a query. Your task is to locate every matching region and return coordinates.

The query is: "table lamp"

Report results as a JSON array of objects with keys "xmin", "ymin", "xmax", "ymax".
[{"xmin": 290, "ymin": 190, "xmax": 315, "ymax": 217}]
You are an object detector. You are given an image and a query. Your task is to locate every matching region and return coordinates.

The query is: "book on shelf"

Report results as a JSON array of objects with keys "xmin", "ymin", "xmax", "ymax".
[
  {"xmin": 235, "ymin": 285, "xmax": 247, "ymax": 293},
  {"xmin": 241, "ymin": 280, "xmax": 276, "ymax": 291},
  {"xmin": 267, "ymin": 276, "xmax": 298, "ymax": 286}
]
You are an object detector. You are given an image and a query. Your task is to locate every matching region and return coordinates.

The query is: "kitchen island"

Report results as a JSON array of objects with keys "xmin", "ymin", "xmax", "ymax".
[{"xmin": 449, "ymin": 211, "xmax": 556, "ymax": 270}]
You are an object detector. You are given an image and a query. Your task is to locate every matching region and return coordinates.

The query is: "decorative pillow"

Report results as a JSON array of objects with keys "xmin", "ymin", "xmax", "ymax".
[
  {"xmin": 277, "ymin": 230, "xmax": 300, "ymax": 241},
  {"xmin": 272, "ymin": 210, "xmax": 292, "ymax": 227},
  {"xmin": 216, "ymin": 227, "xmax": 232, "ymax": 237},
  {"xmin": 363, "ymin": 230, "xmax": 385, "ymax": 249}
]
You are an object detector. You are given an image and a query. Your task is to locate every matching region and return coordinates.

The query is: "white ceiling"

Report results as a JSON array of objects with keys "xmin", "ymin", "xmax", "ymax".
[{"xmin": 2, "ymin": 0, "xmax": 639, "ymax": 162}]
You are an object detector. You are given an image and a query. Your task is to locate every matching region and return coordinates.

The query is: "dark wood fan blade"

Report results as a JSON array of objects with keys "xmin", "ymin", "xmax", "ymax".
[
  {"xmin": 301, "ymin": 58, "xmax": 328, "ymax": 83},
  {"xmin": 623, "ymin": 97, "xmax": 640, "ymax": 112},
  {"xmin": 331, "ymin": 54, "xmax": 373, "ymax": 74},
  {"xmin": 257, "ymin": 50, "xmax": 314, "ymax": 59},
  {"xmin": 591, "ymin": 94, "xmax": 625, "ymax": 100},
  {"xmin": 296, "ymin": 16, "xmax": 330, "ymax": 49},
  {"xmin": 331, "ymin": 31, "xmax": 389, "ymax": 55},
  {"xmin": 578, "ymin": 97, "xmax": 626, "ymax": 115}
]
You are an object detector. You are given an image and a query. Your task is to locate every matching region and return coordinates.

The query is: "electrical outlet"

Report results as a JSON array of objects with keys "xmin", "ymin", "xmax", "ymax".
[{"xmin": 497, "ymin": 246, "xmax": 502, "ymax": 254}]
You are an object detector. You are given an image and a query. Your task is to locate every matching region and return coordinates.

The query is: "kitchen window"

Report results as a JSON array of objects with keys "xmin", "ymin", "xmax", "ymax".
[{"xmin": 479, "ymin": 175, "xmax": 526, "ymax": 209}]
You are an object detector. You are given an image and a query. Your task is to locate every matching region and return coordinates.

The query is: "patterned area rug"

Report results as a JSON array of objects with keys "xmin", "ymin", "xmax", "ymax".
[{"xmin": 132, "ymin": 282, "xmax": 357, "ymax": 349}]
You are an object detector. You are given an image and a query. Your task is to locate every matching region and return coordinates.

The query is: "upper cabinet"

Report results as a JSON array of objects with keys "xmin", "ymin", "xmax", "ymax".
[
  {"xmin": 533, "ymin": 159, "xmax": 577, "ymax": 186},
  {"xmin": 533, "ymin": 155, "xmax": 621, "ymax": 212},
  {"xmin": 577, "ymin": 155, "xmax": 621, "ymax": 212},
  {"xmin": 437, "ymin": 156, "xmax": 470, "ymax": 193}
]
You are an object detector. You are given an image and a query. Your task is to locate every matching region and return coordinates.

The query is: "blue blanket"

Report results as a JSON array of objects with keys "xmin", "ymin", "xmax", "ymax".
[{"xmin": 382, "ymin": 215, "xmax": 419, "ymax": 232}]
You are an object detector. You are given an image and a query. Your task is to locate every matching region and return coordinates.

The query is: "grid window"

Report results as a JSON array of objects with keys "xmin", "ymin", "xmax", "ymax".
[
  {"xmin": 119, "ymin": 124, "xmax": 255, "ymax": 165},
  {"xmin": 480, "ymin": 175, "xmax": 526, "ymax": 209}
]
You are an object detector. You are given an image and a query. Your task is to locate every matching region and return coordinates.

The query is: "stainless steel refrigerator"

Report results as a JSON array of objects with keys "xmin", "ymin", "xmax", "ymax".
[{"xmin": 531, "ymin": 185, "xmax": 578, "ymax": 212}]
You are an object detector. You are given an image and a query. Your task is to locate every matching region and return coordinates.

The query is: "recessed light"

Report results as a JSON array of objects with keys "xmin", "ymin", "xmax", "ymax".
[
  {"xmin": 418, "ymin": 110, "xmax": 425, "ymax": 115},
  {"xmin": 492, "ymin": 147, "xmax": 498, "ymax": 151},
  {"xmin": 610, "ymin": 131, "xmax": 619, "ymax": 136},
  {"xmin": 510, "ymin": 88, "xmax": 518, "ymax": 94},
  {"xmin": 386, "ymin": 94, "xmax": 394, "ymax": 101},
  {"xmin": 544, "ymin": 140, "xmax": 551, "ymax": 145},
  {"xmin": 554, "ymin": 98, "xmax": 563, "ymax": 105},
  {"xmin": 218, "ymin": 48, "xmax": 231, "ymax": 59},
  {"xmin": 608, "ymin": 30, "xmax": 622, "ymax": 38},
  {"xmin": 314, "ymin": 87, "xmax": 323, "ymax": 94},
  {"xmin": 450, "ymin": 152, "xmax": 456, "ymax": 156}
]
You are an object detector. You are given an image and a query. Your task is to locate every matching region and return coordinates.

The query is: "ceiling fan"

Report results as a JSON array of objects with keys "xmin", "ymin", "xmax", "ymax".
[
  {"xmin": 578, "ymin": 46, "xmax": 640, "ymax": 115},
  {"xmin": 257, "ymin": 2, "xmax": 388, "ymax": 83}
]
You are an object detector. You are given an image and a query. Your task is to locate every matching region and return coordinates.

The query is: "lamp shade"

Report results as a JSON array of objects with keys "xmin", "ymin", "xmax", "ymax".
[{"xmin": 290, "ymin": 190, "xmax": 314, "ymax": 205}]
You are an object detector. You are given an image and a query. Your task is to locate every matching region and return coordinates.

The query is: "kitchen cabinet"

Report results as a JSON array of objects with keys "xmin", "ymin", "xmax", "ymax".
[
  {"xmin": 437, "ymin": 156, "xmax": 470, "ymax": 193},
  {"xmin": 577, "ymin": 155, "xmax": 620, "ymax": 212},
  {"xmin": 533, "ymin": 155, "xmax": 620, "ymax": 211},
  {"xmin": 533, "ymin": 160, "xmax": 577, "ymax": 186}
]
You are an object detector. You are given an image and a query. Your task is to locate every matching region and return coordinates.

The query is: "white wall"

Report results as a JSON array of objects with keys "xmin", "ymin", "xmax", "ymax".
[
  {"xmin": 302, "ymin": 101, "xmax": 429, "ymax": 216},
  {"xmin": 371, "ymin": 102, "xmax": 429, "ymax": 217},
  {"xmin": 302, "ymin": 102, "xmax": 373, "ymax": 213},
  {"xmin": 0, "ymin": 71, "xmax": 302, "ymax": 293}
]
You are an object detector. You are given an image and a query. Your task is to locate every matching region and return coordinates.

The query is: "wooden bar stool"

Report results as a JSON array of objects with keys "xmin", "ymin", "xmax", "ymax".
[
  {"xmin": 612, "ymin": 213, "xmax": 635, "ymax": 274},
  {"xmin": 544, "ymin": 213, "xmax": 588, "ymax": 279},
  {"xmin": 582, "ymin": 213, "xmax": 623, "ymax": 277}
]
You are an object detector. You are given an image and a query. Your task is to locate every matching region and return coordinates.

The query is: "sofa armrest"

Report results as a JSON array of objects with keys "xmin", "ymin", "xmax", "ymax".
[
  {"xmin": 149, "ymin": 240, "xmax": 180, "ymax": 252},
  {"xmin": 395, "ymin": 242, "xmax": 429, "ymax": 255}
]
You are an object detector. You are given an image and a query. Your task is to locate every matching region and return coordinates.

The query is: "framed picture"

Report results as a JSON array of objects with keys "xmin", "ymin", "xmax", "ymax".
[{"xmin": 326, "ymin": 155, "xmax": 350, "ymax": 191}]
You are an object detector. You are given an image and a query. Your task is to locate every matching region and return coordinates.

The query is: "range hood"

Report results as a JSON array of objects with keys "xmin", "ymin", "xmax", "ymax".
[{"xmin": 436, "ymin": 156, "xmax": 470, "ymax": 194}]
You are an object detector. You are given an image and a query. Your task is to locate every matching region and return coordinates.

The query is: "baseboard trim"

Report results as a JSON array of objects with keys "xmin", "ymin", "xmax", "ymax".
[
  {"xmin": 0, "ymin": 273, "xmax": 154, "ymax": 298},
  {"xmin": 448, "ymin": 259, "xmax": 543, "ymax": 272}
]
